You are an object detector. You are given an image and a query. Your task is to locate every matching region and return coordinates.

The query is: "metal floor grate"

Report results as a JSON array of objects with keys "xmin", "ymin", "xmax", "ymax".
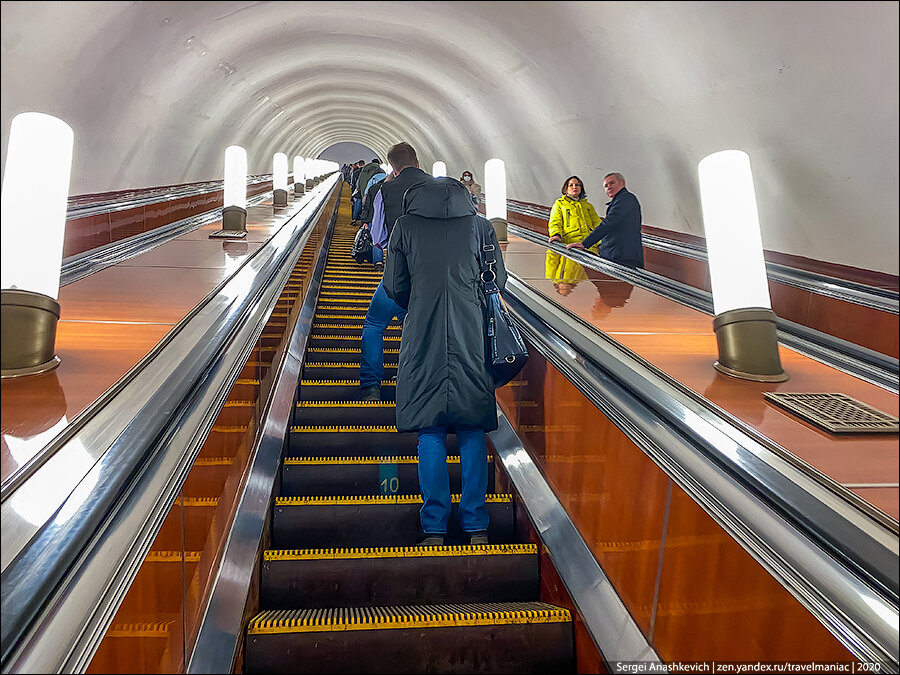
[{"xmin": 764, "ymin": 392, "xmax": 899, "ymax": 434}]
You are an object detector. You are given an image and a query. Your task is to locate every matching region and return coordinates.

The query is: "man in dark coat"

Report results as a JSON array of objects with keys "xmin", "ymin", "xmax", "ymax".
[
  {"xmin": 358, "ymin": 143, "xmax": 432, "ymax": 401},
  {"xmin": 384, "ymin": 175, "xmax": 506, "ymax": 547},
  {"xmin": 568, "ymin": 172, "xmax": 644, "ymax": 268}
]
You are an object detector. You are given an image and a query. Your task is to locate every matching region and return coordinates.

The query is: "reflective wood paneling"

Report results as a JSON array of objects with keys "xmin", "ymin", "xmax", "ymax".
[
  {"xmin": 653, "ymin": 485, "xmax": 853, "ymax": 661},
  {"xmin": 1, "ymin": 321, "xmax": 171, "ymax": 482},
  {"xmin": 57, "ymin": 266, "xmax": 229, "ymax": 323},
  {"xmin": 115, "ymin": 239, "xmax": 263, "ymax": 271},
  {"xmin": 64, "ymin": 213, "xmax": 111, "ymax": 257},
  {"xmin": 807, "ymin": 293, "xmax": 899, "ymax": 359}
]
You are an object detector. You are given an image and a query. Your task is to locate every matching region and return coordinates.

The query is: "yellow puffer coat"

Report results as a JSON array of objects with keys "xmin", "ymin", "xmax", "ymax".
[
  {"xmin": 545, "ymin": 250, "xmax": 588, "ymax": 285},
  {"xmin": 547, "ymin": 195, "xmax": 602, "ymax": 250}
]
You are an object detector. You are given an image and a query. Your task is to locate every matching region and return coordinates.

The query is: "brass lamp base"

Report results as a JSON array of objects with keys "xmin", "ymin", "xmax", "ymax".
[
  {"xmin": 489, "ymin": 217, "xmax": 508, "ymax": 244},
  {"xmin": 1, "ymin": 289, "xmax": 61, "ymax": 378},
  {"xmin": 712, "ymin": 307, "xmax": 788, "ymax": 382},
  {"xmin": 209, "ymin": 205, "xmax": 247, "ymax": 239},
  {"xmin": 305, "ymin": 179, "xmax": 314, "ymax": 191},
  {"xmin": 294, "ymin": 182, "xmax": 305, "ymax": 196},
  {"xmin": 273, "ymin": 189, "xmax": 288, "ymax": 207}
]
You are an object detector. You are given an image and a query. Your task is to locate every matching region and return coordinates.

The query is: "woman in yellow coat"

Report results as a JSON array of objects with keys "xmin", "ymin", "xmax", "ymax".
[{"xmin": 547, "ymin": 175, "xmax": 601, "ymax": 252}]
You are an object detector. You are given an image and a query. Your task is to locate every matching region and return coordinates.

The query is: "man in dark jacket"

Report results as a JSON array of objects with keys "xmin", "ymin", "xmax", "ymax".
[
  {"xmin": 356, "ymin": 158, "xmax": 382, "ymax": 201},
  {"xmin": 358, "ymin": 143, "xmax": 431, "ymax": 401},
  {"xmin": 384, "ymin": 175, "xmax": 506, "ymax": 548},
  {"xmin": 567, "ymin": 172, "xmax": 644, "ymax": 268}
]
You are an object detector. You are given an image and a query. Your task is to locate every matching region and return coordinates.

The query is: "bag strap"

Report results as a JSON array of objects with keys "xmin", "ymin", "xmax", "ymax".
[{"xmin": 477, "ymin": 219, "xmax": 499, "ymax": 295}]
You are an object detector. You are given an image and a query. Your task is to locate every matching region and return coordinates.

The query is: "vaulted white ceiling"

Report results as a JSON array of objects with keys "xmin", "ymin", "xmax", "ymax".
[{"xmin": 2, "ymin": 1, "xmax": 898, "ymax": 274}]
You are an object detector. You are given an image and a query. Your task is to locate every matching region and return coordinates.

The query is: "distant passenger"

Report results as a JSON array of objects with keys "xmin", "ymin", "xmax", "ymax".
[
  {"xmin": 357, "ymin": 142, "xmax": 431, "ymax": 402},
  {"xmin": 547, "ymin": 175, "xmax": 601, "ymax": 253},
  {"xmin": 459, "ymin": 170, "xmax": 482, "ymax": 204},
  {"xmin": 368, "ymin": 172, "xmax": 393, "ymax": 271},
  {"xmin": 350, "ymin": 160, "xmax": 366, "ymax": 223},
  {"xmin": 567, "ymin": 172, "xmax": 644, "ymax": 268},
  {"xmin": 356, "ymin": 158, "xmax": 382, "ymax": 205},
  {"xmin": 384, "ymin": 165, "xmax": 503, "ymax": 548}
]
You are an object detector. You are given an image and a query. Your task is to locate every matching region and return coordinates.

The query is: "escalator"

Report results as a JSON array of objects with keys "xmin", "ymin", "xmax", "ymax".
[{"xmin": 243, "ymin": 212, "xmax": 575, "ymax": 673}]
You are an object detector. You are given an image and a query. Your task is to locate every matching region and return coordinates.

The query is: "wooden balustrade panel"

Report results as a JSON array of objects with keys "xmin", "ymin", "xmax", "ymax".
[{"xmin": 497, "ymin": 352, "xmax": 855, "ymax": 662}]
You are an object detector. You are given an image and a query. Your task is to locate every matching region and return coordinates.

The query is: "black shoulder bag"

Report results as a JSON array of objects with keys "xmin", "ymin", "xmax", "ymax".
[
  {"xmin": 477, "ymin": 220, "xmax": 529, "ymax": 388},
  {"xmin": 350, "ymin": 223, "xmax": 373, "ymax": 264}
]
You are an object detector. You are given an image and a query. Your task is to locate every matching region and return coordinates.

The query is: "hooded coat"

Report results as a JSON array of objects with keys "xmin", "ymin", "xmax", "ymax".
[{"xmin": 384, "ymin": 179, "xmax": 507, "ymax": 433}]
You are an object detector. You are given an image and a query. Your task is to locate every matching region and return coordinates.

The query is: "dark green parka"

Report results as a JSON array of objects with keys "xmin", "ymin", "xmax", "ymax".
[{"xmin": 384, "ymin": 179, "xmax": 507, "ymax": 433}]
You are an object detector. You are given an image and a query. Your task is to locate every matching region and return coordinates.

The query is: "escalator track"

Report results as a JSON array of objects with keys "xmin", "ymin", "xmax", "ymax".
[{"xmin": 243, "ymin": 209, "xmax": 575, "ymax": 673}]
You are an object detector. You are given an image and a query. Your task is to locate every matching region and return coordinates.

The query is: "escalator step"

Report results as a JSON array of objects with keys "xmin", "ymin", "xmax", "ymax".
[
  {"xmin": 259, "ymin": 544, "xmax": 538, "ymax": 608},
  {"xmin": 294, "ymin": 400, "xmax": 397, "ymax": 426},
  {"xmin": 245, "ymin": 602, "xmax": 573, "ymax": 674},
  {"xmin": 281, "ymin": 455, "xmax": 494, "ymax": 496},
  {"xmin": 271, "ymin": 494, "xmax": 514, "ymax": 548},
  {"xmin": 308, "ymin": 334, "xmax": 399, "ymax": 349},
  {"xmin": 302, "ymin": 363, "xmax": 397, "ymax": 381},
  {"xmin": 289, "ymin": 425, "xmax": 452, "ymax": 455},
  {"xmin": 299, "ymin": 379, "xmax": 396, "ymax": 401},
  {"xmin": 305, "ymin": 347, "xmax": 399, "ymax": 364}
]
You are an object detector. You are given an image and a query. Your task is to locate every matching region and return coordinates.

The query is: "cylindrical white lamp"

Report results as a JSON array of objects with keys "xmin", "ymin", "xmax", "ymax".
[
  {"xmin": 1, "ymin": 112, "xmax": 74, "ymax": 377},
  {"xmin": 484, "ymin": 158, "xmax": 508, "ymax": 243},
  {"xmin": 304, "ymin": 158, "xmax": 315, "ymax": 190},
  {"xmin": 211, "ymin": 145, "xmax": 248, "ymax": 238},
  {"xmin": 432, "ymin": 161, "xmax": 446, "ymax": 178},
  {"xmin": 698, "ymin": 150, "xmax": 787, "ymax": 382},
  {"xmin": 293, "ymin": 155, "xmax": 305, "ymax": 195},
  {"xmin": 273, "ymin": 152, "xmax": 288, "ymax": 207}
]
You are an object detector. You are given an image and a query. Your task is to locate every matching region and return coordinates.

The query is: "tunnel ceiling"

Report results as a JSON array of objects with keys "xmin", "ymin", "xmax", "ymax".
[{"xmin": 1, "ymin": 1, "xmax": 898, "ymax": 275}]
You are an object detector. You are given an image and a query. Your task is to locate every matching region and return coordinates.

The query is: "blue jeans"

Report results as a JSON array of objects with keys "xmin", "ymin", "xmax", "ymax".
[
  {"xmin": 373, "ymin": 246, "xmax": 383, "ymax": 264},
  {"xmin": 360, "ymin": 281, "xmax": 406, "ymax": 388},
  {"xmin": 418, "ymin": 425, "xmax": 489, "ymax": 534},
  {"xmin": 352, "ymin": 196, "xmax": 362, "ymax": 220}
]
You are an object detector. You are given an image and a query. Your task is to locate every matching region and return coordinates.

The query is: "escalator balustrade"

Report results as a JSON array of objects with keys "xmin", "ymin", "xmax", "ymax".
[{"xmin": 244, "ymin": 212, "xmax": 574, "ymax": 674}]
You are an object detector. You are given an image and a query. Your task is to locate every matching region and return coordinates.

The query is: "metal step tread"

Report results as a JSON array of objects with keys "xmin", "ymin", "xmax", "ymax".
[
  {"xmin": 283, "ymin": 455, "xmax": 491, "ymax": 465},
  {"xmin": 275, "ymin": 493, "xmax": 512, "ymax": 506},
  {"xmin": 264, "ymin": 543, "xmax": 537, "ymax": 560},
  {"xmin": 248, "ymin": 602, "xmax": 570, "ymax": 634}
]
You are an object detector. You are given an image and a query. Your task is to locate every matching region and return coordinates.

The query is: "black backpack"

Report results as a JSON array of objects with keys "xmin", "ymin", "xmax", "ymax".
[{"xmin": 351, "ymin": 224, "xmax": 374, "ymax": 264}]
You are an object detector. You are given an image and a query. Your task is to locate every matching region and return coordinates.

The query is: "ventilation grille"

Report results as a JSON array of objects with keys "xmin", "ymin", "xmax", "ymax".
[{"xmin": 764, "ymin": 392, "xmax": 899, "ymax": 434}]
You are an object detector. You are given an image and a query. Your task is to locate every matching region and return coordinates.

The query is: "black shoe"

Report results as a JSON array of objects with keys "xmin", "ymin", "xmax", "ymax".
[
  {"xmin": 468, "ymin": 531, "xmax": 489, "ymax": 546},
  {"xmin": 359, "ymin": 385, "xmax": 381, "ymax": 402},
  {"xmin": 416, "ymin": 535, "xmax": 445, "ymax": 547},
  {"xmin": 374, "ymin": 261, "xmax": 384, "ymax": 272}
]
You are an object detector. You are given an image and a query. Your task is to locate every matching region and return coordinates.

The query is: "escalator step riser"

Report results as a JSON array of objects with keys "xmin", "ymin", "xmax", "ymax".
[
  {"xmin": 294, "ymin": 405, "xmax": 397, "ymax": 427},
  {"xmin": 271, "ymin": 501, "xmax": 514, "ymax": 549},
  {"xmin": 299, "ymin": 382, "xmax": 396, "ymax": 401},
  {"xmin": 245, "ymin": 622, "xmax": 574, "ymax": 674},
  {"xmin": 289, "ymin": 430, "xmax": 454, "ymax": 455},
  {"xmin": 280, "ymin": 459, "xmax": 495, "ymax": 496},
  {"xmin": 310, "ymin": 326, "xmax": 401, "ymax": 337},
  {"xmin": 260, "ymin": 552, "xmax": 538, "ymax": 608},
  {"xmin": 302, "ymin": 365, "xmax": 397, "ymax": 380},
  {"xmin": 304, "ymin": 350, "xmax": 399, "ymax": 365}
]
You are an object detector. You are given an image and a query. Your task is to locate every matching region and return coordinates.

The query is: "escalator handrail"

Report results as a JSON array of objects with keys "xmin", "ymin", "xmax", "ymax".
[
  {"xmin": 503, "ymin": 275, "xmax": 898, "ymax": 668},
  {"xmin": 65, "ymin": 175, "xmax": 274, "ymax": 220},
  {"xmin": 0, "ymin": 176, "xmax": 340, "ymax": 673},
  {"xmin": 186, "ymin": 197, "xmax": 339, "ymax": 674}
]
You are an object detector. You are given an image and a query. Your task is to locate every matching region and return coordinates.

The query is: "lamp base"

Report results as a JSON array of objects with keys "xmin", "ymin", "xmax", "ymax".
[
  {"xmin": 489, "ymin": 217, "xmax": 508, "ymax": 244},
  {"xmin": 210, "ymin": 205, "xmax": 248, "ymax": 238},
  {"xmin": 305, "ymin": 179, "xmax": 314, "ymax": 190},
  {"xmin": 273, "ymin": 189, "xmax": 288, "ymax": 207},
  {"xmin": 1, "ymin": 289, "xmax": 61, "ymax": 378},
  {"xmin": 712, "ymin": 307, "xmax": 788, "ymax": 382},
  {"xmin": 294, "ymin": 183, "xmax": 305, "ymax": 196}
]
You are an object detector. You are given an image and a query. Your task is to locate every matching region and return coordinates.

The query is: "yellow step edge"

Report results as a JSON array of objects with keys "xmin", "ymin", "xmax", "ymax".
[
  {"xmin": 290, "ymin": 425, "xmax": 398, "ymax": 433},
  {"xmin": 264, "ymin": 543, "xmax": 537, "ymax": 561},
  {"xmin": 247, "ymin": 604, "xmax": 571, "ymax": 635},
  {"xmin": 211, "ymin": 425, "xmax": 248, "ymax": 433},
  {"xmin": 183, "ymin": 497, "xmax": 218, "ymax": 507},
  {"xmin": 145, "ymin": 551, "xmax": 203, "ymax": 563},
  {"xmin": 195, "ymin": 457, "xmax": 235, "ymax": 466},
  {"xmin": 311, "ymin": 335, "xmax": 400, "ymax": 341},
  {"xmin": 105, "ymin": 622, "xmax": 172, "ymax": 638},
  {"xmin": 224, "ymin": 400, "xmax": 255, "ymax": 407},
  {"xmin": 307, "ymin": 348, "xmax": 399, "ymax": 354},
  {"xmin": 301, "ymin": 379, "xmax": 394, "ymax": 385},
  {"xmin": 284, "ymin": 455, "xmax": 491, "ymax": 465},
  {"xmin": 275, "ymin": 494, "xmax": 512, "ymax": 506},
  {"xmin": 296, "ymin": 401, "xmax": 395, "ymax": 408}
]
